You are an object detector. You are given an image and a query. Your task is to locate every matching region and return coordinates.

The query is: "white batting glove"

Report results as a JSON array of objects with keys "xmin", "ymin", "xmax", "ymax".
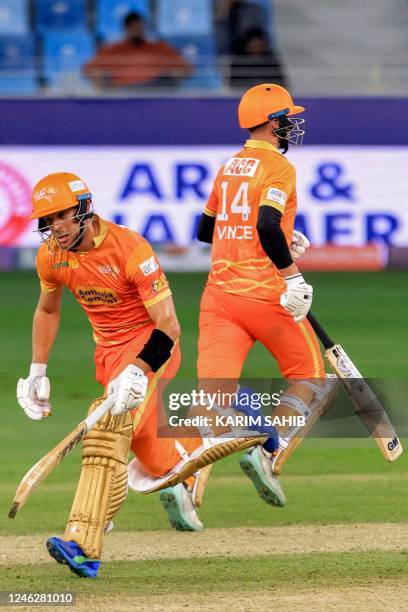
[
  {"xmin": 280, "ymin": 273, "xmax": 313, "ymax": 323},
  {"xmin": 17, "ymin": 364, "xmax": 52, "ymax": 420},
  {"xmin": 108, "ymin": 364, "xmax": 148, "ymax": 416},
  {"xmin": 290, "ymin": 230, "xmax": 310, "ymax": 261}
]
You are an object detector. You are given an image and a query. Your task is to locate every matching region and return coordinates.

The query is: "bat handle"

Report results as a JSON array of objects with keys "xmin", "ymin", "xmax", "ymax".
[
  {"xmin": 84, "ymin": 395, "xmax": 115, "ymax": 432},
  {"xmin": 307, "ymin": 312, "xmax": 335, "ymax": 351}
]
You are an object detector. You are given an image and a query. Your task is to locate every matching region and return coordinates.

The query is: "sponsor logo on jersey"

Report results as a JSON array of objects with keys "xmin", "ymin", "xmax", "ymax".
[
  {"xmin": 152, "ymin": 275, "xmax": 168, "ymax": 293},
  {"xmin": 266, "ymin": 188, "xmax": 287, "ymax": 207},
  {"xmin": 68, "ymin": 180, "xmax": 86, "ymax": 192},
  {"xmin": 51, "ymin": 259, "xmax": 79, "ymax": 270},
  {"xmin": 75, "ymin": 286, "xmax": 121, "ymax": 305},
  {"xmin": 139, "ymin": 255, "xmax": 159, "ymax": 276},
  {"xmin": 98, "ymin": 264, "xmax": 120, "ymax": 277},
  {"xmin": 223, "ymin": 157, "xmax": 260, "ymax": 177}
]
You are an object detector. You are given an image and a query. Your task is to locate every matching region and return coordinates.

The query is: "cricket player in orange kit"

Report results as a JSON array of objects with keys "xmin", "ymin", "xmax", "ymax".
[
  {"xmin": 17, "ymin": 172, "xmax": 273, "ymax": 577},
  {"xmin": 159, "ymin": 84, "xmax": 338, "ymax": 530}
]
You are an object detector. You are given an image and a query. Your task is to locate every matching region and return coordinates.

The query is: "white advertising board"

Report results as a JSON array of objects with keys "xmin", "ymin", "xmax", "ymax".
[{"xmin": 0, "ymin": 146, "xmax": 407, "ymax": 249}]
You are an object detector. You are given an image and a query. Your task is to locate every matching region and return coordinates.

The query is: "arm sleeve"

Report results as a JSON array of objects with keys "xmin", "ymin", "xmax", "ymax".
[
  {"xmin": 256, "ymin": 206, "xmax": 293, "ymax": 270},
  {"xmin": 196, "ymin": 213, "xmax": 215, "ymax": 244},
  {"xmin": 125, "ymin": 238, "xmax": 172, "ymax": 308},
  {"xmin": 36, "ymin": 247, "xmax": 59, "ymax": 293}
]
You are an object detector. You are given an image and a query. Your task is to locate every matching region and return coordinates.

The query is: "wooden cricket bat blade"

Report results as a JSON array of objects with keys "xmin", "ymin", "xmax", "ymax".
[
  {"xmin": 8, "ymin": 395, "xmax": 114, "ymax": 519},
  {"xmin": 325, "ymin": 344, "xmax": 403, "ymax": 462},
  {"xmin": 8, "ymin": 422, "xmax": 87, "ymax": 518}
]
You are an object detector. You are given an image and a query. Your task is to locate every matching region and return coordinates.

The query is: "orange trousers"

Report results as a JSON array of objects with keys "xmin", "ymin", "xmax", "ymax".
[
  {"xmin": 94, "ymin": 324, "xmax": 200, "ymax": 478},
  {"xmin": 198, "ymin": 285, "xmax": 325, "ymax": 380}
]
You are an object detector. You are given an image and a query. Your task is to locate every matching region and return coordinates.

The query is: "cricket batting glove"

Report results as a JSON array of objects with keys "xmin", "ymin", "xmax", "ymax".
[
  {"xmin": 108, "ymin": 364, "xmax": 148, "ymax": 416},
  {"xmin": 280, "ymin": 273, "xmax": 313, "ymax": 323},
  {"xmin": 290, "ymin": 230, "xmax": 310, "ymax": 261},
  {"xmin": 17, "ymin": 363, "xmax": 52, "ymax": 420}
]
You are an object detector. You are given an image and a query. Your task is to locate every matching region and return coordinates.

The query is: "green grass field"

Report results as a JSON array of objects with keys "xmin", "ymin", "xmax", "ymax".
[{"xmin": 1, "ymin": 271, "xmax": 407, "ymax": 611}]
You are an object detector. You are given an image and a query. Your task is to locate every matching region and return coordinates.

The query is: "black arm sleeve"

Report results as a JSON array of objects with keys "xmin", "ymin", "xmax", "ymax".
[
  {"xmin": 196, "ymin": 213, "xmax": 215, "ymax": 244},
  {"xmin": 256, "ymin": 206, "xmax": 293, "ymax": 269}
]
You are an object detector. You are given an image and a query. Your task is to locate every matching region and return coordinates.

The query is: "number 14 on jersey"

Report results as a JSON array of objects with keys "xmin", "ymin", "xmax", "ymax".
[{"xmin": 217, "ymin": 181, "xmax": 252, "ymax": 222}]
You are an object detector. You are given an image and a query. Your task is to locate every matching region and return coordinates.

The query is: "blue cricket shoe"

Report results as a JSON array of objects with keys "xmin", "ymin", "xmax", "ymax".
[{"xmin": 46, "ymin": 537, "xmax": 100, "ymax": 579}]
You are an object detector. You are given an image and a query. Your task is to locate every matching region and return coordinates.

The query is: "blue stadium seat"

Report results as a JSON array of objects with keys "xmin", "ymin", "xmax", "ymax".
[
  {"xmin": 43, "ymin": 30, "xmax": 95, "ymax": 88},
  {"xmin": 157, "ymin": 0, "xmax": 213, "ymax": 37},
  {"xmin": 0, "ymin": 0, "xmax": 29, "ymax": 34},
  {"xmin": 34, "ymin": 0, "xmax": 87, "ymax": 33},
  {"xmin": 167, "ymin": 35, "xmax": 221, "ymax": 90},
  {"xmin": 0, "ymin": 34, "xmax": 38, "ymax": 94},
  {"xmin": 97, "ymin": 0, "xmax": 151, "ymax": 41}
]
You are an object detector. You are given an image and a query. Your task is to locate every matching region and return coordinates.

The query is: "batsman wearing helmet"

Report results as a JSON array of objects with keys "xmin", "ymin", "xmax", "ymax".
[
  {"xmin": 159, "ymin": 84, "xmax": 338, "ymax": 530},
  {"xmin": 18, "ymin": 172, "xmax": 276, "ymax": 577}
]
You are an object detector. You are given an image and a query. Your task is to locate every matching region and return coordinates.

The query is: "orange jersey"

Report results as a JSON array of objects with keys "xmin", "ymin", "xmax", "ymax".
[
  {"xmin": 203, "ymin": 139, "xmax": 297, "ymax": 302},
  {"xmin": 36, "ymin": 216, "xmax": 171, "ymax": 346}
]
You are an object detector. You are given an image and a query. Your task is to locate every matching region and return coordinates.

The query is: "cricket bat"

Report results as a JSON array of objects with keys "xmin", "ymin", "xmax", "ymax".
[
  {"xmin": 307, "ymin": 312, "xmax": 403, "ymax": 462},
  {"xmin": 8, "ymin": 395, "xmax": 114, "ymax": 519}
]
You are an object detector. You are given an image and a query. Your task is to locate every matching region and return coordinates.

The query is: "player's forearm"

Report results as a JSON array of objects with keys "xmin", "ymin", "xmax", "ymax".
[
  {"xmin": 153, "ymin": 313, "xmax": 181, "ymax": 342},
  {"xmin": 197, "ymin": 213, "xmax": 215, "ymax": 244},
  {"xmin": 136, "ymin": 297, "xmax": 181, "ymax": 374},
  {"xmin": 32, "ymin": 307, "xmax": 60, "ymax": 363},
  {"xmin": 257, "ymin": 206, "xmax": 294, "ymax": 271}
]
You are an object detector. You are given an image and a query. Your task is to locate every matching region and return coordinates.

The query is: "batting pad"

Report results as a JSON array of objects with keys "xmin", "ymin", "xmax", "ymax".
[
  {"xmin": 272, "ymin": 375, "xmax": 340, "ymax": 475},
  {"xmin": 64, "ymin": 397, "xmax": 132, "ymax": 559}
]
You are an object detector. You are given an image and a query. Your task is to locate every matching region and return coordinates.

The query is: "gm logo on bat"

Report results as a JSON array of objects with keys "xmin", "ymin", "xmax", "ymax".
[{"xmin": 388, "ymin": 437, "xmax": 400, "ymax": 451}]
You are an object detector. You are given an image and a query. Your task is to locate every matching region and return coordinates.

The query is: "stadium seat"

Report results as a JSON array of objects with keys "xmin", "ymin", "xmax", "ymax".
[
  {"xmin": 157, "ymin": 0, "xmax": 213, "ymax": 37},
  {"xmin": 97, "ymin": 0, "xmax": 151, "ymax": 41},
  {"xmin": 34, "ymin": 0, "xmax": 87, "ymax": 33},
  {"xmin": 42, "ymin": 30, "xmax": 95, "ymax": 89},
  {"xmin": 0, "ymin": 0, "xmax": 29, "ymax": 34},
  {"xmin": 0, "ymin": 34, "xmax": 38, "ymax": 94},
  {"xmin": 167, "ymin": 35, "xmax": 221, "ymax": 90}
]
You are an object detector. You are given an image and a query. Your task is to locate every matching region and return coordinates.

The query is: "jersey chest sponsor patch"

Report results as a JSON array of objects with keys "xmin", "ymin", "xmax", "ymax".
[
  {"xmin": 223, "ymin": 157, "xmax": 260, "ymax": 177},
  {"xmin": 74, "ymin": 286, "xmax": 122, "ymax": 306},
  {"xmin": 51, "ymin": 259, "xmax": 79, "ymax": 270}
]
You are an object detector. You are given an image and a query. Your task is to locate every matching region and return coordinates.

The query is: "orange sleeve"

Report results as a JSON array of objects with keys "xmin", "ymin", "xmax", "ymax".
[
  {"xmin": 259, "ymin": 162, "xmax": 296, "ymax": 214},
  {"xmin": 203, "ymin": 184, "xmax": 218, "ymax": 217},
  {"xmin": 36, "ymin": 246, "xmax": 59, "ymax": 293},
  {"xmin": 125, "ymin": 237, "xmax": 172, "ymax": 308}
]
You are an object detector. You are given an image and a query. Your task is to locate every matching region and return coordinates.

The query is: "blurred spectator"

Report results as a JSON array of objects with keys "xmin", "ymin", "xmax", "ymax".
[
  {"xmin": 216, "ymin": 0, "xmax": 265, "ymax": 54},
  {"xmin": 84, "ymin": 12, "xmax": 192, "ymax": 89},
  {"xmin": 229, "ymin": 28, "xmax": 287, "ymax": 89}
]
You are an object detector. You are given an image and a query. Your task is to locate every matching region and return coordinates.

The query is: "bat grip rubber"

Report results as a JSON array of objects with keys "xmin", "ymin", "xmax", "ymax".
[
  {"xmin": 84, "ymin": 395, "xmax": 115, "ymax": 431},
  {"xmin": 306, "ymin": 312, "xmax": 335, "ymax": 350}
]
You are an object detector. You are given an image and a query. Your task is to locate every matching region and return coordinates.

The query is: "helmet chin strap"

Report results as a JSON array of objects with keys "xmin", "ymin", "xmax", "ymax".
[{"xmin": 67, "ymin": 214, "xmax": 93, "ymax": 252}]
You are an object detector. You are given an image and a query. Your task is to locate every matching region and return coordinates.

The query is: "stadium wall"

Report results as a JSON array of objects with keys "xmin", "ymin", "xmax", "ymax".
[{"xmin": 1, "ymin": 97, "xmax": 407, "ymax": 270}]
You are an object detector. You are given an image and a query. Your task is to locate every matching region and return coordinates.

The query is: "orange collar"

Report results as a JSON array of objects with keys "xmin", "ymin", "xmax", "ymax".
[
  {"xmin": 92, "ymin": 215, "xmax": 109, "ymax": 249},
  {"xmin": 244, "ymin": 139, "xmax": 282, "ymax": 154}
]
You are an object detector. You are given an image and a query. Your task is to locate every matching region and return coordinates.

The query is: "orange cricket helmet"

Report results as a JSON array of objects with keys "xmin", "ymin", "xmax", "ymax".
[
  {"xmin": 30, "ymin": 172, "xmax": 92, "ymax": 220},
  {"xmin": 238, "ymin": 83, "xmax": 305, "ymax": 129}
]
